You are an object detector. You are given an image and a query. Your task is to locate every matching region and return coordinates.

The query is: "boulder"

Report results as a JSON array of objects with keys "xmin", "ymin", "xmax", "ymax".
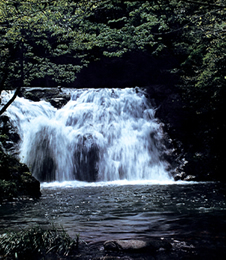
[
  {"xmin": 184, "ymin": 175, "xmax": 196, "ymax": 181},
  {"xmin": 20, "ymin": 87, "xmax": 60, "ymax": 100},
  {"xmin": 174, "ymin": 172, "xmax": 186, "ymax": 181},
  {"xmin": 0, "ymin": 115, "xmax": 20, "ymax": 157},
  {"xmin": 20, "ymin": 87, "xmax": 70, "ymax": 108},
  {"xmin": 104, "ymin": 239, "xmax": 172, "ymax": 252},
  {"xmin": 50, "ymin": 97, "xmax": 70, "ymax": 109},
  {"xmin": 0, "ymin": 145, "xmax": 41, "ymax": 202}
]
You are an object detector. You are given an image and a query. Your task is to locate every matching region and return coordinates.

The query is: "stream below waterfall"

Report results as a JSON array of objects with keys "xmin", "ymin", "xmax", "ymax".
[{"xmin": 0, "ymin": 181, "xmax": 225, "ymax": 244}]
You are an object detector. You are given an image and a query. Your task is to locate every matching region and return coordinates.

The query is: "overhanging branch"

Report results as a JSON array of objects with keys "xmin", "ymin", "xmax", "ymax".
[{"xmin": 0, "ymin": 86, "xmax": 21, "ymax": 115}]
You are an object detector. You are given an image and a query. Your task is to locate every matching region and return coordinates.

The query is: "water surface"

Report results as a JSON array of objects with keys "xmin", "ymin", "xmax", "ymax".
[{"xmin": 0, "ymin": 181, "xmax": 225, "ymax": 243}]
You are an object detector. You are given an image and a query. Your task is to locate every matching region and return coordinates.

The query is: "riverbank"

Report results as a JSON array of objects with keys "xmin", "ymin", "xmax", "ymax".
[
  {"xmin": 69, "ymin": 236, "xmax": 226, "ymax": 260},
  {"xmin": 1, "ymin": 233, "xmax": 226, "ymax": 260}
]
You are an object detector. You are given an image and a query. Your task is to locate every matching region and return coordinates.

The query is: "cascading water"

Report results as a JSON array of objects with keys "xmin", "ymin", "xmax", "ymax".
[{"xmin": 3, "ymin": 88, "xmax": 172, "ymax": 182}]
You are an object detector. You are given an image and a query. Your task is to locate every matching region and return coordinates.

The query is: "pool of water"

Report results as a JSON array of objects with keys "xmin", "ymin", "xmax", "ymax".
[{"xmin": 0, "ymin": 181, "xmax": 225, "ymax": 243}]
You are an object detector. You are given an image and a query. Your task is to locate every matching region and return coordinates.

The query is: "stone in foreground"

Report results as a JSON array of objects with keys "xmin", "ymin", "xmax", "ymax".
[{"xmin": 104, "ymin": 239, "xmax": 172, "ymax": 252}]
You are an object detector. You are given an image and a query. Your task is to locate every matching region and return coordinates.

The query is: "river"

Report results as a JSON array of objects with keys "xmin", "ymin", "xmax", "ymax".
[{"xmin": 0, "ymin": 181, "xmax": 225, "ymax": 244}]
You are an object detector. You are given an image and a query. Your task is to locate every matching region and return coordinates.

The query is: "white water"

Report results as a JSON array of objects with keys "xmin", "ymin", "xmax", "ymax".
[{"xmin": 3, "ymin": 88, "xmax": 172, "ymax": 183}]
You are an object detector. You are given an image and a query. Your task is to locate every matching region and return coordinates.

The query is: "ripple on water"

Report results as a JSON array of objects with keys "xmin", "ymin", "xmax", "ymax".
[{"xmin": 0, "ymin": 182, "xmax": 225, "ymax": 242}]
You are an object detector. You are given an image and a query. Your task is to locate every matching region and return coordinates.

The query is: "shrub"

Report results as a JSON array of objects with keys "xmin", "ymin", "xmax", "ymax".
[{"xmin": 0, "ymin": 225, "xmax": 79, "ymax": 259}]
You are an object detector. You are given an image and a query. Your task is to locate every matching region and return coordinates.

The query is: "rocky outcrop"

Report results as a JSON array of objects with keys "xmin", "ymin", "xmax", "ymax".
[
  {"xmin": 0, "ymin": 116, "xmax": 41, "ymax": 203},
  {"xmin": 0, "ymin": 146, "xmax": 41, "ymax": 202}
]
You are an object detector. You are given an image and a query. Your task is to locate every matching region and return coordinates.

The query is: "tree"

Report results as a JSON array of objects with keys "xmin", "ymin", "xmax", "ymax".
[
  {"xmin": 1, "ymin": 0, "xmax": 225, "ymax": 118},
  {"xmin": 170, "ymin": 0, "xmax": 226, "ymax": 177},
  {"xmin": 0, "ymin": 0, "xmax": 172, "ymax": 114},
  {"xmin": 0, "ymin": 0, "xmax": 97, "ymax": 114}
]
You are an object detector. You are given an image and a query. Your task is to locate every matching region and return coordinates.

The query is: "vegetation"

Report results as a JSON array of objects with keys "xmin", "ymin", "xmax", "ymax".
[
  {"xmin": 0, "ymin": 0, "xmax": 225, "ymax": 94},
  {"xmin": 0, "ymin": 224, "xmax": 79, "ymax": 259}
]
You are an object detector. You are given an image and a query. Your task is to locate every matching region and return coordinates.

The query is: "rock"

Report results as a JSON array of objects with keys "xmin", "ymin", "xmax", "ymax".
[
  {"xmin": 174, "ymin": 172, "xmax": 186, "ymax": 181},
  {"xmin": 20, "ymin": 87, "xmax": 70, "ymax": 108},
  {"xmin": 73, "ymin": 135, "xmax": 99, "ymax": 182},
  {"xmin": 184, "ymin": 175, "xmax": 196, "ymax": 181},
  {"xmin": 50, "ymin": 96, "xmax": 70, "ymax": 109},
  {"xmin": 23, "ymin": 91, "xmax": 40, "ymax": 101},
  {"xmin": 0, "ymin": 145, "xmax": 41, "ymax": 202},
  {"xmin": 0, "ymin": 115, "xmax": 20, "ymax": 157},
  {"xmin": 174, "ymin": 172, "xmax": 197, "ymax": 182},
  {"xmin": 20, "ymin": 172, "xmax": 41, "ymax": 198},
  {"xmin": 95, "ymin": 257, "xmax": 121, "ymax": 260},
  {"xmin": 104, "ymin": 241, "xmax": 121, "ymax": 251},
  {"xmin": 21, "ymin": 87, "xmax": 60, "ymax": 100},
  {"xmin": 104, "ymin": 239, "xmax": 172, "ymax": 252}
]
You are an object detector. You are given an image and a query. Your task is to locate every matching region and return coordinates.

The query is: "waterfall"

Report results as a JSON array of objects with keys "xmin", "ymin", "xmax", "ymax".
[{"xmin": 3, "ymin": 88, "xmax": 172, "ymax": 182}]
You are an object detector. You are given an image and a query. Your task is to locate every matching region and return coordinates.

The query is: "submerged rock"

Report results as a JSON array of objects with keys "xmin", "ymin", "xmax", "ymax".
[{"xmin": 104, "ymin": 239, "xmax": 172, "ymax": 252}]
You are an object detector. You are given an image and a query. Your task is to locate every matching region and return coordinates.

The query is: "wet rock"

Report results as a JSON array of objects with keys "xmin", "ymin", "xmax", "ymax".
[
  {"xmin": 0, "ymin": 115, "xmax": 20, "ymax": 157},
  {"xmin": 174, "ymin": 172, "xmax": 186, "ymax": 181},
  {"xmin": 21, "ymin": 87, "xmax": 60, "ymax": 100},
  {"xmin": 0, "ymin": 144, "xmax": 41, "ymax": 202},
  {"xmin": 183, "ymin": 175, "xmax": 196, "ymax": 181},
  {"xmin": 174, "ymin": 172, "xmax": 197, "ymax": 182},
  {"xmin": 98, "ymin": 257, "xmax": 122, "ymax": 260},
  {"xmin": 50, "ymin": 96, "xmax": 70, "ymax": 108},
  {"xmin": 20, "ymin": 172, "xmax": 41, "ymax": 198},
  {"xmin": 104, "ymin": 239, "xmax": 172, "ymax": 252},
  {"xmin": 171, "ymin": 240, "xmax": 195, "ymax": 250},
  {"xmin": 23, "ymin": 91, "xmax": 41, "ymax": 101},
  {"xmin": 20, "ymin": 87, "xmax": 70, "ymax": 108},
  {"xmin": 74, "ymin": 134, "xmax": 99, "ymax": 182}
]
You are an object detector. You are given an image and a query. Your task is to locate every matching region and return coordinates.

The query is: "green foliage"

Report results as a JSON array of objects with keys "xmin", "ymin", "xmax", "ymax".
[
  {"xmin": 0, "ymin": 224, "xmax": 79, "ymax": 258},
  {"xmin": 0, "ymin": 0, "xmax": 182, "ymax": 90},
  {"xmin": 0, "ymin": 0, "xmax": 95, "ymax": 89},
  {"xmin": 170, "ymin": 0, "xmax": 226, "ymax": 177},
  {"xmin": 0, "ymin": 0, "xmax": 225, "ymax": 90},
  {"xmin": 176, "ymin": 0, "xmax": 225, "ymax": 119}
]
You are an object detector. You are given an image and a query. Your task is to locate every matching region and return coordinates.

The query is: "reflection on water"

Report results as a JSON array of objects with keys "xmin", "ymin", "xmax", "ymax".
[{"xmin": 0, "ymin": 182, "xmax": 225, "ymax": 243}]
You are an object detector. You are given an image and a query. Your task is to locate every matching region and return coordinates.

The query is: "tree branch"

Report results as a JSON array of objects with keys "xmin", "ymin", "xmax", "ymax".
[{"xmin": 0, "ymin": 86, "xmax": 21, "ymax": 115}]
